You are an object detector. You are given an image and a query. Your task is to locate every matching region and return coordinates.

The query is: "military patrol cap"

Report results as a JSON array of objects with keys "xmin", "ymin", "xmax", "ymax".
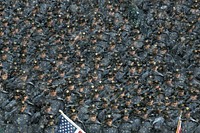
[
  {"xmin": 88, "ymin": 104, "xmax": 97, "ymax": 111},
  {"xmin": 193, "ymin": 48, "xmax": 200, "ymax": 54},
  {"xmin": 19, "ymin": 101, "xmax": 27, "ymax": 108},
  {"xmin": 61, "ymin": 51, "xmax": 68, "ymax": 57},
  {"xmin": 20, "ymin": 70, "xmax": 28, "ymax": 76},
  {"xmin": 47, "ymin": 116, "xmax": 55, "ymax": 126},
  {"xmin": 67, "ymin": 79, "xmax": 74, "ymax": 85},
  {"xmin": 174, "ymin": 69, "xmax": 180, "ymax": 73},
  {"xmin": 132, "ymin": 75, "xmax": 139, "ymax": 81},
  {"xmin": 165, "ymin": 72, "xmax": 173, "ymax": 80},
  {"xmin": 1, "ymin": 69, "xmax": 8, "ymax": 75},
  {"xmin": 184, "ymin": 107, "xmax": 191, "ymax": 113},
  {"xmin": 77, "ymin": 81, "xmax": 83, "ymax": 87},
  {"xmin": 102, "ymin": 97, "xmax": 109, "ymax": 103},
  {"xmin": 97, "ymin": 80, "xmax": 103, "ymax": 86},
  {"xmin": 125, "ymin": 94, "xmax": 132, "ymax": 101},
  {"xmin": 94, "ymin": 53, "xmax": 102, "ymax": 58},
  {"xmin": 189, "ymin": 87, "xmax": 197, "ymax": 95},
  {"xmin": 44, "ymin": 102, "xmax": 51, "ymax": 107},
  {"xmin": 20, "ymin": 53, "xmax": 26, "ymax": 58},
  {"xmin": 65, "ymin": 90, "xmax": 71, "ymax": 96},
  {"xmin": 50, "ymin": 61, "xmax": 56, "ymax": 67},
  {"xmin": 92, "ymin": 89, "xmax": 98, "ymax": 95},
  {"xmin": 160, "ymin": 44, "xmax": 167, "ymax": 50},
  {"xmin": 89, "ymin": 110, "xmax": 97, "ymax": 116},
  {"xmin": 47, "ymin": 114, "xmax": 54, "ymax": 120},
  {"xmin": 136, "ymin": 62, "xmax": 143, "ymax": 68},
  {"xmin": 77, "ymin": 94, "xmax": 85, "ymax": 101},
  {"xmin": 70, "ymin": 108, "xmax": 78, "ymax": 117},
  {"xmin": 33, "ymin": 60, "xmax": 39, "ymax": 66},
  {"xmin": 49, "ymin": 85, "xmax": 57, "ymax": 91},
  {"xmin": 37, "ymin": 70, "xmax": 44, "ymax": 75},
  {"xmin": 105, "ymin": 113, "xmax": 113, "ymax": 121},
  {"xmin": 20, "ymin": 90, "xmax": 27, "ymax": 96},
  {"xmin": 114, "ymin": 87, "xmax": 124, "ymax": 93},
  {"xmin": 122, "ymin": 109, "xmax": 130, "ymax": 116},
  {"xmin": 59, "ymin": 68, "xmax": 65, "ymax": 74},
  {"xmin": 152, "ymin": 80, "xmax": 160, "ymax": 85},
  {"xmin": 14, "ymin": 89, "xmax": 21, "ymax": 96},
  {"xmin": 1, "ymin": 50, "xmax": 7, "ymax": 56},
  {"xmin": 186, "ymin": 70, "xmax": 193, "ymax": 75},
  {"xmin": 110, "ymin": 99, "xmax": 119, "ymax": 106},
  {"xmin": 2, "ymin": 18, "xmax": 8, "ymax": 23},
  {"xmin": 177, "ymin": 85, "xmax": 184, "ymax": 90}
]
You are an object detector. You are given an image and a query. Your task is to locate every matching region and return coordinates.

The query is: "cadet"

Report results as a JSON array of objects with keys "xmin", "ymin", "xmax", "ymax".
[
  {"xmin": 63, "ymin": 90, "xmax": 75, "ymax": 115},
  {"xmin": 101, "ymin": 113, "xmax": 118, "ymax": 133},
  {"xmin": 69, "ymin": 108, "xmax": 85, "ymax": 131},
  {"xmin": 46, "ymin": 85, "xmax": 64, "ymax": 117},
  {"xmin": 13, "ymin": 102, "xmax": 32, "ymax": 133},
  {"xmin": 44, "ymin": 115, "xmax": 58, "ymax": 133},
  {"xmin": 118, "ymin": 109, "xmax": 138, "ymax": 133},
  {"xmin": 85, "ymin": 110, "xmax": 101, "ymax": 133},
  {"xmin": 182, "ymin": 108, "xmax": 199, "ymax": 133},
  {"xmin": 76, "ymin": 94, "xmax": 89, "ymax": 122}
]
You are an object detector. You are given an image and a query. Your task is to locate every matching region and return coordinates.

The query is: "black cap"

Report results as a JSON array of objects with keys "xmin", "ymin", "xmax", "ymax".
[
  {"xmin": 189, "ymin": 88, "xmax": 196, "ymax": 95},
  {"xmin": 165, "ymin": 72, "xmax": 173, "ymax": 80},
  {"xmin": 122, "ymin": 109, "xmax": 130, "ymax": 116},
  {"xmin": 89, "ymin": 110, "xmax": 97, "ymax": 116},
  {"xmin": 102, "ymin": 97, "xmax": 109, "ymax": 104},
  {"xmin": 110, "ymin": 99, "xmax": 119, "ymax": 106},
  {"xmin": 88, "ymin": 104, "xmax": 97, "ymax": 111},
  {"xmin": 14, "ymin": 89, "xmax": 21, "ymax": 96},
  {"xmin": 49, "ymin": 114, "xmax": 54, "ymax": 119},
  {"xmin": 67, "ymin": 79, "xmax": 74, "ymax": 85},
  {"xmin": 70, "ymin": 108, "xmax": 78, "ymax": 116},
  {"xmin": 174, "ymin": 69, "xmax": 180, "ymax": 73},
  {"xmin": 19, "ymin": 101, "xmax": 27, "ymax": 108},
  {"xmin": 124, "ymin": 93, "xmax": 132, "ymax": 100},
  {"xmin": 44, "ymin": 102, "xmax": 51, "ymax": 107},
  {"xmin": 65, "ymin": 90, "xmax": 71, "ymax": 96},
  {"xmin": 186, "ymin": 70, "xmax": 193, "ymax": 75},
  {"xmin": 1, "ymin": 69, "xmax": 8, "ymax": 74},
  {"xmin": 114, "ymin": 87, "xmax": 124, "ymax": 93},
  {"xmin": 105, "ymin": 113, "xmax": 113, "ymax": 120},
  {"xmin": 177, "ymin": 85, "xmax": 184, "ymax": 90},
  {"xmin": 49, "ymin": 85, "xmax": 56, "ymax": 91},
  {"xmin": 78, "ymin": 94, "xmax": 85, "ymax": 101},
  {"xmin": 20, "ymin": 70, "xmax": 28, "ymax": 76},
  {"xmin": 92, "ymin": 89, "xmax": 99, "ymax": 95}
]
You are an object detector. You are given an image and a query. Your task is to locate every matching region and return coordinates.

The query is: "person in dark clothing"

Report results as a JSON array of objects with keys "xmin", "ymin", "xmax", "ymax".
[
  {"xmin": 0, "ymin": 0, "xmax": 200, "ymax": 132},
  {"xmin": 70, "ymin": 108, "xmax": 86, "ymax": 131},
  {"xmin": 101, "ymin": 113, "xmax": 118, "ymax": 133},
  {"xmin": 85, "ymin": 111, "xmax": 101, "ymax": 133},
  {"xmin": 118, "ymin": 109, "xmax": 138, "ymax": 133}
]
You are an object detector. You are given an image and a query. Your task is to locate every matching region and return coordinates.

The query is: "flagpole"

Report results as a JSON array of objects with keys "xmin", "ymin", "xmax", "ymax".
[
  {"xmin": 176, "ymin": 110, "xmax": 182, "ymax": 133},
  {"xmin": 59, "ymin": 110, "xmax": 86, "ymax": 133}
]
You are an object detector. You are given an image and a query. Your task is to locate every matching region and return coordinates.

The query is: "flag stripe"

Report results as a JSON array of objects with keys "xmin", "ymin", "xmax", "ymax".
[
  {"xmin": 176, "ymin": 111, "xmax": 182, "ymax": 133},
  {"xmin": 176, "ymin": 120, "xmax": 181, "ymax": 133}
]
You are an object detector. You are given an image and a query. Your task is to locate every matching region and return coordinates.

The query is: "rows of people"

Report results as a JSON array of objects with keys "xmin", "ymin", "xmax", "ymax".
[{"xmin": 0, "ymin": 0, "xmax": 199, "ymax": 132}]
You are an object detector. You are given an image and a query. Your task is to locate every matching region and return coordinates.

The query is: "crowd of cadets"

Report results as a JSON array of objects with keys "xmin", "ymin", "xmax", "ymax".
[{"xmin": 0, "ymin": 0, "xmax": 200, "ymax": 133}]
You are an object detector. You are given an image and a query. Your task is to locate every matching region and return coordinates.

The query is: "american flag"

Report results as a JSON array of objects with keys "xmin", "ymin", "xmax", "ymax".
[
  {"xmin": 176, "ymin": 111, "xmax": 182, "ymax": 133},
  {"xmin": 57, "ymin": 110, "xmax": 85, "ymax": 133}
]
